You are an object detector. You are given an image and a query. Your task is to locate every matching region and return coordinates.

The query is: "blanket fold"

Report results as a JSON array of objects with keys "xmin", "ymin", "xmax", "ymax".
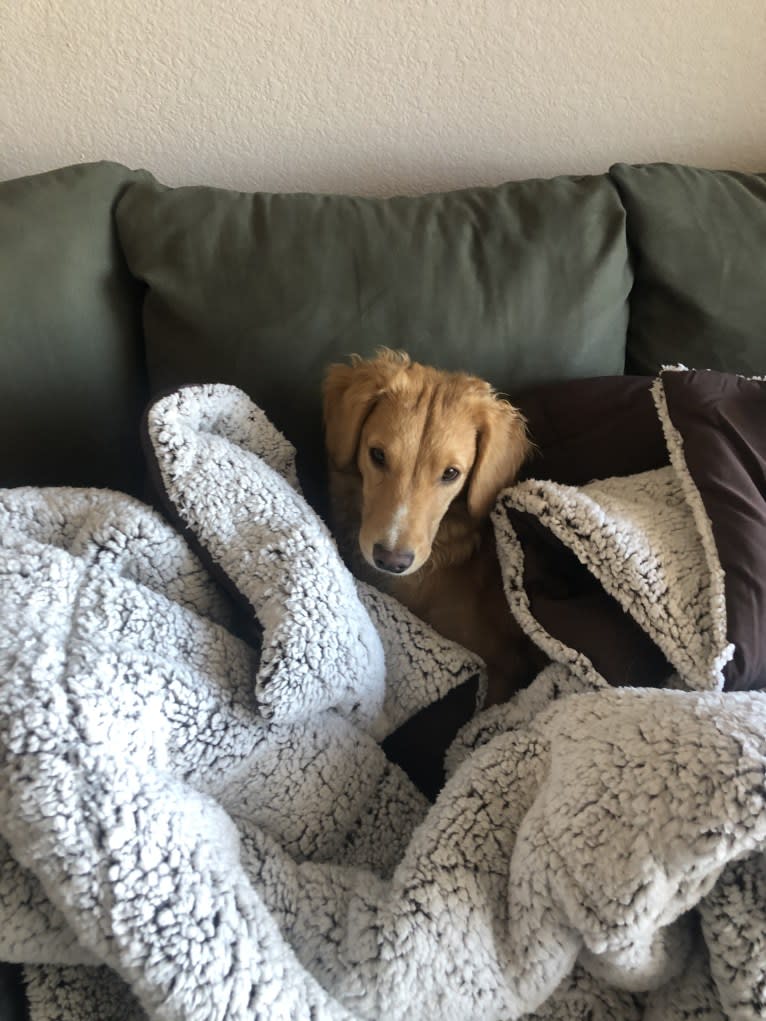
[{"xmin": 0, "ymin": 373, "xmax": 764, "ymax": 1020}]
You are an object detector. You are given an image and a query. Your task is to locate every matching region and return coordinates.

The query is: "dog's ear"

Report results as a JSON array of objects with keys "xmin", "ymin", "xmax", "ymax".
[
  {"xmin": 323, "ymin": 352, "xmax": 408, "ymax": 470},
  {"xmin": 467, "ymin": 395, "xmax": 530, "ymax": 519}
]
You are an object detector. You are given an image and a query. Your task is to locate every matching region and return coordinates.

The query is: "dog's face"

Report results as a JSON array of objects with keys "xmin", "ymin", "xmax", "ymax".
[{"xmin": 323, "ymin": 350, "xmax": 530, "ymax": 577}]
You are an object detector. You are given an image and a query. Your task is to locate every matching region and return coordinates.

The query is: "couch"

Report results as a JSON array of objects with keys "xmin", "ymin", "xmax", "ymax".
[{"xmin": 1, "ymin": 160, "xmax": 765, "ymax": 1020}]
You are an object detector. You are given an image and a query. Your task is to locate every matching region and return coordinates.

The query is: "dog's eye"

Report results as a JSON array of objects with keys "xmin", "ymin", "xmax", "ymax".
[
  {"xmin": 441, "ymin": 467, "xmax": 460, "ymax": 483},
  {"xmin": 370, "ymin": 447, "xmax": 386, "ymax": 467}
]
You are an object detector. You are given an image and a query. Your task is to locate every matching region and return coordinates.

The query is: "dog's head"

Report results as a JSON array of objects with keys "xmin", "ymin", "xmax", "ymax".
[{"xmin": 323, "ymin": 349, "xmax": 530, "ymax": 576}]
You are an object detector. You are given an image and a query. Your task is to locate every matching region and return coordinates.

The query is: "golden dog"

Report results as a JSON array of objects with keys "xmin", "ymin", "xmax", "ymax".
[{"xmin": 323, "ymin": 349, "xmax": 540, "ymax": 705}]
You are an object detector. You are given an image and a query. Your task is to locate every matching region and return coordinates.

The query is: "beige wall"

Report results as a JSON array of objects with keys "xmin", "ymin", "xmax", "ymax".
[{"xmin": 2, "ymin": 0, "xmax": 765, "ymax": 195}]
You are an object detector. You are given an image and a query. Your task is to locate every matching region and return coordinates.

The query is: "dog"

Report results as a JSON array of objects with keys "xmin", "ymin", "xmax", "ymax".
[{"xmin": 323, "ymin": 348, "xmax": 542, "ymax": 706}]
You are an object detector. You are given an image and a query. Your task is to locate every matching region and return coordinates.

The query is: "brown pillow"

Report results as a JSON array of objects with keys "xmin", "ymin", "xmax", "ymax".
[
  {"xmin": 511, "ymin": 375, "xmax": 673, "ymax": 689},
  {"xmin": 515, "ymin": 374, "xmax": 668, "ymax": 485},
  {"xmin": 662, "ymin": 369, "xmax": 766, "ymax": 690}
]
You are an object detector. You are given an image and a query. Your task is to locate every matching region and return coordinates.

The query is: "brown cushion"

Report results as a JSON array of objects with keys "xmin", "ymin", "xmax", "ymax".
[
  {"xmin": 662, "ymin": 369, "xmax": 766, "ymax": 690},
  {"xmin": 515, "ymin": 374, "xmax": 668, "ymax": 484},
  {"xmin": 512, "ymin": 375, "xmax": 673, "ymax": 688},
  {"xmin": 511, "ymin": 372, "xmax": 766, "ymax": 692}
]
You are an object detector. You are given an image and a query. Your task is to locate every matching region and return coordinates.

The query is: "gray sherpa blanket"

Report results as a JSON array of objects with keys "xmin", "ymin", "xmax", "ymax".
[{"xmin": 1, "ymin": 377, "xmax": 765, "ymax": 1020}]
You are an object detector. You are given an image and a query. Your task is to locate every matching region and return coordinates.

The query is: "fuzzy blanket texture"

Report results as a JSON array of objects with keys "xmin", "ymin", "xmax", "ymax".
[{"xmin": 0, "ymin": 374, "xmax": 765, "ymax": 1020}]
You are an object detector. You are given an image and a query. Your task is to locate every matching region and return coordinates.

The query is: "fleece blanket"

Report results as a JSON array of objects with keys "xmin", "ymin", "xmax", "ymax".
[{"xmin": 1, "ymin": 373, "xmax": 765, "ymax": 1020}]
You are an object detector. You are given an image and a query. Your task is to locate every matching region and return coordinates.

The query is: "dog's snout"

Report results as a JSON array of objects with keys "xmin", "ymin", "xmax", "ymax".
[{"xmin": 372, "ymin": 543, "xmax": 414, "ymax": 574}]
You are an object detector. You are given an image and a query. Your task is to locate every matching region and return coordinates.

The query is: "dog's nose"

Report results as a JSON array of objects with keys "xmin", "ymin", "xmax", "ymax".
[{"xmin": 372, "ymin": 544, "xmax": 414, "ymax": 574}]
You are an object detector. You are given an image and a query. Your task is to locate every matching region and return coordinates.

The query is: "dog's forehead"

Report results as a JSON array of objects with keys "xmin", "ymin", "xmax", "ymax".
[
  {"xmin": 364, "ymin": 378, "xmax": 479, "ymax": 459},
  {"xmin": 385, "ymin": 371, "xmax": 477, "ymax": 413}
]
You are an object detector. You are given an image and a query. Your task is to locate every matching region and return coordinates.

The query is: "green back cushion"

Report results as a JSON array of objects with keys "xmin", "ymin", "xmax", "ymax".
[
  {"xmin": 0, "ymin": 162, "xmax": 149, "ymax": 494},
  {"xmin": 611, "ymin": 163, "xmax": 766, "ymax": 375},
  {"xmin": 116, "ymin": 174, "xmax": 631, "ymax": 499}
]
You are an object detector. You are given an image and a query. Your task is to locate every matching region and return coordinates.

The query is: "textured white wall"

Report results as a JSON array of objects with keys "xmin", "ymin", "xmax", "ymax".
[{"xmin": 2, "ymin": 0, "xmax": 765, "ymax": 195}]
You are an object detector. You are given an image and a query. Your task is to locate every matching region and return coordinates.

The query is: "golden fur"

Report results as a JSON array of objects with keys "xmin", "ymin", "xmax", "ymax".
[{"xmin": 323, "ymin": 349, "xmax": 542, "ymax": 705}]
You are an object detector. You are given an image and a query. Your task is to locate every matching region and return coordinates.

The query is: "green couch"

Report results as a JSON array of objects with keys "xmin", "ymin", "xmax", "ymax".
[
  {"xmin": 0, "ymin": 159, "xmax": 764, "ymax": 1018},
  {"xmin": 2, "ymin": 160, "xmax": 764, "ymax": 508}
]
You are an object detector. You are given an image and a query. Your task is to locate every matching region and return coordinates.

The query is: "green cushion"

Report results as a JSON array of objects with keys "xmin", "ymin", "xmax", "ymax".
[
  {"xmin": 611, "ymin": 163, "xmax": 766, "ymax": 375},
  {"xmin": 0, "ymin": 162, "xmax": 150, "ymax": 493},
  {"xmin": 116, "ymin": 174, "xmax": 631, "ymax": 500}
]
